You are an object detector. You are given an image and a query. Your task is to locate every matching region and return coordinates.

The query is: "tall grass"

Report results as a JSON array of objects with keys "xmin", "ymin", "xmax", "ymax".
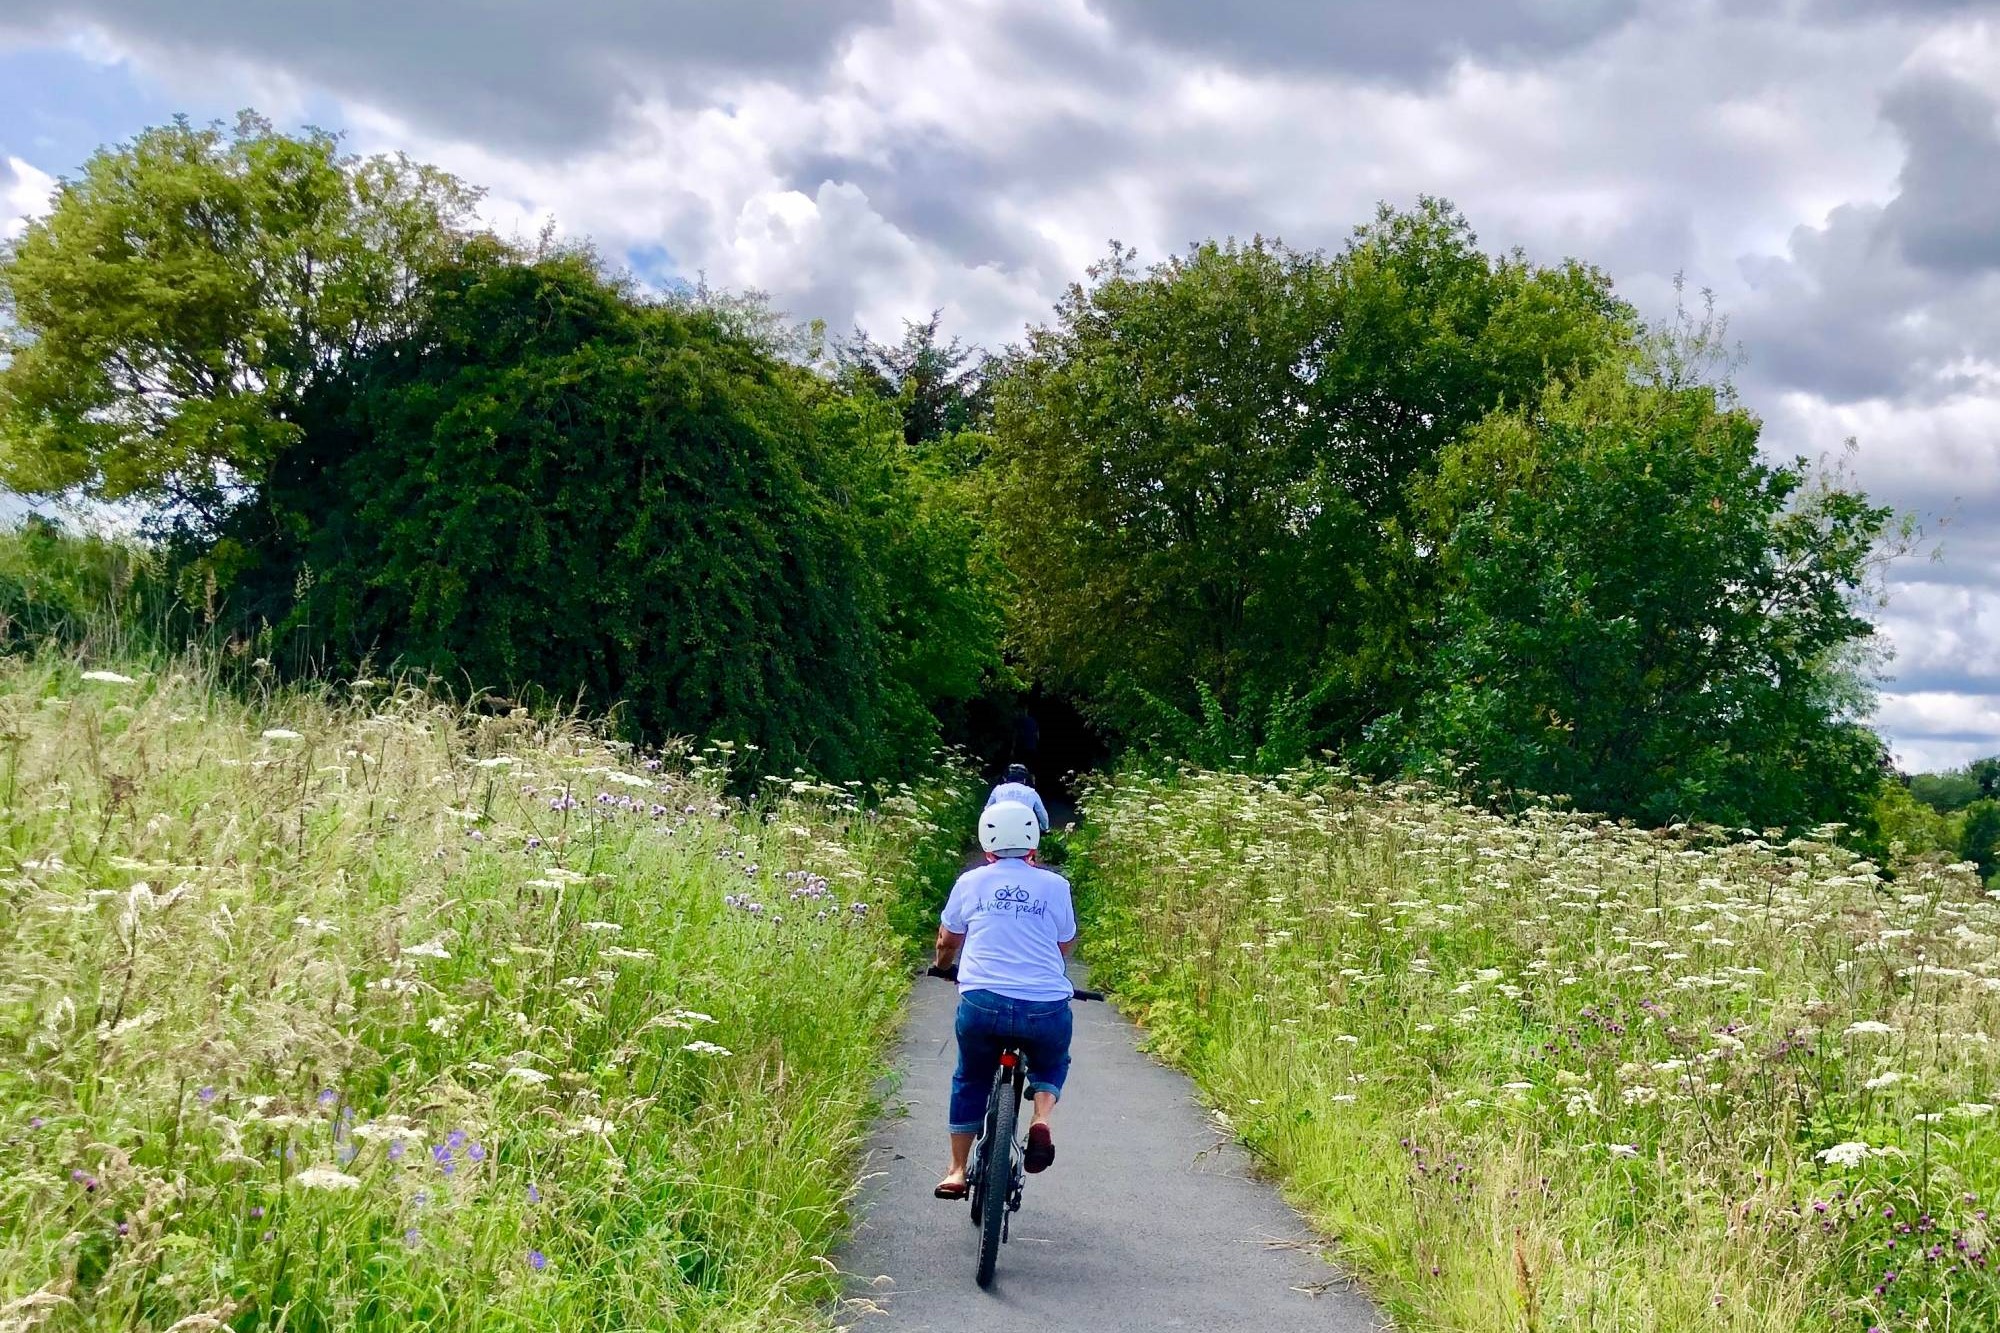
[
  {"xmin": 1080, "ymin": 765, "xmax": 2000, "ymax": 1332},
  {"xmin": 0, "ymin": 653, "xmax": 965, "ymax": 1332},
  {"xmin": 0, "ymin": 518, "xmax": 188, "ymax": 664}
]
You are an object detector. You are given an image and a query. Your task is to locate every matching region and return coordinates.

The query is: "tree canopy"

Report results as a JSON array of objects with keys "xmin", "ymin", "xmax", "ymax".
[
  {"xmin": 0, "ymin": 113, "xmax": 478, "ymax": 529},
  {"xmin": 1371, "ymin": 369, "xmax": 1892, "ymax": 829},
  {"xmin": 987, "ymin": 202, "xmax": 1633, "ymax": 758},
  {"xmin": 0, "ymin": 114, "xmax": 1920, "ymax": 829},
  {"xmin": 227, "ymin": 250, "xmax": 996, "ymax": 779}
]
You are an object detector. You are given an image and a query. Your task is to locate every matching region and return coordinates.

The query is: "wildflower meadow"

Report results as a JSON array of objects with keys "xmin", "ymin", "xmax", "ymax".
[
  {"xmin": 0, "ymin": 654, "xmax": 965, "ymax": 1331},
  {"xmin": 1080, "ymin": 765, "xmax": 2000, "ymax": 1332}
]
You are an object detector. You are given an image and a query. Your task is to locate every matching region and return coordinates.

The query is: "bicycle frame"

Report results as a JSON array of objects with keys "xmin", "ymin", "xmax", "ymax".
[{"xmin": 968, "ymin": 1049, "xmax": 1028, "ymax": 1219}]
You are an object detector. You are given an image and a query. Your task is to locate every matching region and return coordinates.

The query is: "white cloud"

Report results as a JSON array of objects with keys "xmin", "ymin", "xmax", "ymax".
[
  {"xmin": 2, "ymin": 155, "xmax": 56, "ymax": 239},
  {"xmin": 1875, "ymin": 692, "xmax": 2000, "ymax": 772}
]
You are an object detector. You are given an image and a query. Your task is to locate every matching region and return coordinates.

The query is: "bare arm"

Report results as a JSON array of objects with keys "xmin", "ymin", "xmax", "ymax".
[
  {"xmin": 1059, "ymin": 936, "xmax": 1076, "ymax": 959},
  {"xmin": 936, "ymin": 925, "xmax": 967, "ymax": 969}
]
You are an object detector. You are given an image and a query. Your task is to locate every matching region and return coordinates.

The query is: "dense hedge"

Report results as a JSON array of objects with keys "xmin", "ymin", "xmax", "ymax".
[{"xmin": 223, "ymin": 252, "xmax": 941, "ymax": 779}]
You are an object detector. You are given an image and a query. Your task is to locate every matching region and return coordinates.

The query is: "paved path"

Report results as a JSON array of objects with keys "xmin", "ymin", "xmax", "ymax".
[{"xmin": 837, "ymin": 970, "xmax": 1384, "ymax": 1332}]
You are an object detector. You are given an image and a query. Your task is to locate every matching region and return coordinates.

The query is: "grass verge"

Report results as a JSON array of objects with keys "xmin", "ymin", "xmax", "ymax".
[
  {"xmin": 0, "ymin": 653, "xmax": 965, "ymax": 1332},
  {"xmin": 1078, "ymin": 764, "xmax": 2000, "ymax": 1332}
]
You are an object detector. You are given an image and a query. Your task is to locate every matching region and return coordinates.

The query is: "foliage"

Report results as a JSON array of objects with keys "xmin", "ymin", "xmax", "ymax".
[
  {"xmin": 1871, "ymin": 780, "xmax": 1964, "ymax": 861},
  {"xmin": 0, "ymin": 652, "xmax": 967, "ymax": 1331},
  {"xmin": 987, "ymin": 201, "xmax": 1632, "ymax": 761},
  {"xmin": 1910, "ymin": 759, "xmax": 2000, "ymax": 815},
  {"xmin": 220, "ymin": 250, "xmax": 973, "ymax": 781},
  {"xmin": 806, "ymin": 386, "xmax": 1009, "ymax": 766},
  {"xmin": 0, "ymin": 113, "xmax": 480, "ymax": 532},
  {"xmin": 1369, "ymin": 370, "xmax": 1893, "ymax": 831},
  {"xmin": 0, "ymin": 516, "xmax": 185, "ymax": 660},
  {"xmin": 1963, "ymin": 799, "xmax": 2000, "ymax": 884},
  {"xmin": 1081, "ymin": 763, "xmax": 2000, "ymax": 1333},
  {"xmin": 840, "ymin": 312, "xmax": 994, "ymax": 451}
]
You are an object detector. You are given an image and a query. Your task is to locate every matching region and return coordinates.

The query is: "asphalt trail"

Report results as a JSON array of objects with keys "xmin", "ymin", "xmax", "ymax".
[{"xmin": 837, "ymin": 966, "xmax": 1383, "ymax": 1332}]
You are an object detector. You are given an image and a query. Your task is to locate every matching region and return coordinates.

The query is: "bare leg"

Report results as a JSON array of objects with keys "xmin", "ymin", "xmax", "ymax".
[
  {"xmin": 939, "ymin": 1132, "xmax": 974, "ymax": 1191},
  {"xmin": 1031, "ymin": 1091, "xmax": 1057, "ymax": 1127}
]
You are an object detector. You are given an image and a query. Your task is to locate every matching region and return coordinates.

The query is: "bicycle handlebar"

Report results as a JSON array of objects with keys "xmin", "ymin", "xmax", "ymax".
[{"xmin": 924, "ymin": 963, "xmax": 1103, "ymax": 1002}]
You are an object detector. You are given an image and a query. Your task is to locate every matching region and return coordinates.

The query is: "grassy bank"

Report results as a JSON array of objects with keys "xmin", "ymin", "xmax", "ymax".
[
  {"xmin": 0, "ymin": 654, "xmax": 964, "ymax": 1332},
  {"xmin": 1080, "ymin": 765, "xmax": 2000, "ymax": 1332}
]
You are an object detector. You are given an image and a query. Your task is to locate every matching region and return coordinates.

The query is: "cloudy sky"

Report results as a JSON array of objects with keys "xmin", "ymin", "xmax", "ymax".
[{"xmin": 1, "ymin": 0, "xmax": 1995, "ymax": 770}]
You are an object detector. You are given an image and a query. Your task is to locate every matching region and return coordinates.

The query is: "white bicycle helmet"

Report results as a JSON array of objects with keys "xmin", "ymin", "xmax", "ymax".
[{"xmin": 979, "ymin": 800, "xmax": 1041, "ymax": 857}]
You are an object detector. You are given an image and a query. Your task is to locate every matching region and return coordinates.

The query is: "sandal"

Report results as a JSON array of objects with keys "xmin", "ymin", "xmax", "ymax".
[
  {"xmin": 933, "ymin": 1178, "xmax": 969, "ymax": 1200},
  {"xmin": 1024, "ymin": 1123, "xmax": 1055, "ymax": 1174}
]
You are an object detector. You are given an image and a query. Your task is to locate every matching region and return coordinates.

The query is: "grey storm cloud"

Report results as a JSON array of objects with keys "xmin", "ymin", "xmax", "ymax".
[
  {"xmin": 1879, "ymin": 75, "xmax": 2000, "ymax": 275},
  {"xmin": 1735, "ymin": 70, "xmax": 2000, "ymax": 406},
  {"xmin": 0, "ymin": 0, "xmax": 890, "ymax": 150},
  {"xmin": 1083, "ymin": 0, "xmax": 1642, "ymax": 81}
]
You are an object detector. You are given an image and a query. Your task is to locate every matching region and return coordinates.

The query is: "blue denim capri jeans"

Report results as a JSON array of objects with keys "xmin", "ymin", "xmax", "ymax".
[{"xmin": 948, "ymin": 989, "xmax": 1074, "ymax": 1134}]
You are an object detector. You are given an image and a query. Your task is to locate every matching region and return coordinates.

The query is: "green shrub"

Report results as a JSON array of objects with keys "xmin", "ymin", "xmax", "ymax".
[{"xmin": 223, "ymin": 252, "xmax": 927, "ymax": 781}]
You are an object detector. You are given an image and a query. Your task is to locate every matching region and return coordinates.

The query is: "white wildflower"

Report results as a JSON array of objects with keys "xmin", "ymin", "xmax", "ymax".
[
  {"xmin": 503, "ymin": 1066, "xmax": 552, "ymax": 1085},
  {"xmin": 81, "ymin": 670, "xmax": 136, "ymax": 684},
  {"xmin": 580, "ymin": 920, "xmax": 623, "ymax": 934},
  {"xmin": 1844, "ymin": 1021, "xmax": 1897, "ymax": 1037},
  {"xmin": 1816, "ymin": 1141, "xmax": 1871, "ymax": 1168},
  {"xmin": 293, "ymin": 1165, "xmax": 362, "ymax": 1191},
  {"xmin": 1606, "ymin": 1143, "xmax": 1640, "ymax": 1159},
  {"xmin": 681, "ymin": 1040, "xmax": 732, "ymax": 1057},
  {"xmin": 261, "ymin": 729, "xmax": 304, "ymax": 741},
  {"xmin": 402, "ymin": 939, "xmax": 451, "ymax": 960},
  {"xmin": 1864, "ymin": 1072, "xmax": 1904, "ymax": 1090}
]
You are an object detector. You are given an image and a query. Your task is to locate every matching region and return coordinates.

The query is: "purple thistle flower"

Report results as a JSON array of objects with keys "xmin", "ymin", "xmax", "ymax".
[
  {"xmin": 528, "ymin": 1249, "xmax": 547, "ymax": 1272},
  {"xmin": 405, "ymin": 1227, "xmax": 421, "ymax": 1248},
  {"xmin": 250, "ymin": 1206, "xmax": 265, "ymax": 1219},
  {"xmin": 432, "ymin": 1144, "xmax": 451, "ymax": 1166},
  {"xmin": 446, "ymin": 1129, "xmax": 468, "ymax": 1151},
  {"xmin": 526, "ymin": 836, "xmax": 542, "ymax": 850},
  {"xmin": 413, "ymin": 1191, "xmax": 428, "ymax": 1207},
  {"xmin": 197, "ymin": 1086, "xmax": 216, "ymax": 1104},
  {"xmin": 527, "ymin": 1183, "xmax": 541, "ymax": 1204},
  {"xmin": 467, "ymin": 1142, "xmax": 486, "ymax": 1163},
  {"xmin": 389, "ymin": 1140, "xmax": 406, "ymax": 1161},
  {"xmin": 317, "ymin": 1088, "xmax": 338, "ymax": 1107},
  {"xmin": 116, "ymin": 1222, "xmax": 129, "ymax": 1237},
  {"xmin": 28, "ymin": 1116, "xmax": 44, "ymax": 1129}
]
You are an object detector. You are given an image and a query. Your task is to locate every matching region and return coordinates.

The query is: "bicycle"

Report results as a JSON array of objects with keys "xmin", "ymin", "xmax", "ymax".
[{"xmin": 925, "ymin": 963, "xmax": 1103, "ymax": 1288}]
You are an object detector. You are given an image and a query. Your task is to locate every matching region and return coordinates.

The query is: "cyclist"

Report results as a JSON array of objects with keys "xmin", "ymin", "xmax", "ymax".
[
  {"xmin": 985, "ymin": 763, "xmax": 1050, "ymax": 833},
  {"xmin": 932, "ymin": 799, "xmax": 1076, "ymax": 1199}
]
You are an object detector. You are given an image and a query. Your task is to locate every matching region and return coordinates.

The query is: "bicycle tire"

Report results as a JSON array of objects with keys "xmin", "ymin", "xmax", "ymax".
[{"xmin": 975, "ymin": 1070, "xmax": 1018, "ymax": 1288}]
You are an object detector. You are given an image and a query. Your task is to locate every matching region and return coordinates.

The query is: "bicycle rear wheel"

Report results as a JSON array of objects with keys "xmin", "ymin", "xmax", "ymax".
[{"xmin": 975, "ymin": 1070, "xmax": 1018, "ymax": 1288}]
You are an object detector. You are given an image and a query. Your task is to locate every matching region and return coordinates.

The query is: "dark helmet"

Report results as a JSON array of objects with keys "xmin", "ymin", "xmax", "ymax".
[{"xmin": 1004, "ymin": 763, "xmax": 1033, "ymax": 787}]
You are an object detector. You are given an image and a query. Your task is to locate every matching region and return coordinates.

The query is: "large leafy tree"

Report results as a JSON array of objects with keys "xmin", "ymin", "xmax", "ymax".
[
  {"xmin": 1375, "ymin": 370, "xmax": 1892, "ymax": 829},
  {"xmin": 230, "ymin": 251, "xmax": 905, "ymax": 778},
  {"xmin": 0, "ymin": 112, "xmax": 478, "ymax": 529},
  {"xmin": 988, "ymin": 201, "xmax": 1631, "ymax": 754}
]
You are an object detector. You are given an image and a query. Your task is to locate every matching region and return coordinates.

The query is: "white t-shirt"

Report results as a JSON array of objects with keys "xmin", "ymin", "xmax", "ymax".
[
  {"xmin": 940, "ymin": 857, "xmax": 1077, "ymax": 1002},
  {"xmin": 985, "ymin": 781, "xmax": 1051, "ymax": 831}
]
